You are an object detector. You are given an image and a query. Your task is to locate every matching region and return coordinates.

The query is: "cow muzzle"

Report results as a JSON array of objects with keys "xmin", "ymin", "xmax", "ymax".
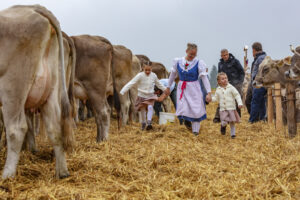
[{"xmin": 285, "ymin": 69, "xmax": 299, "ymax": 80}]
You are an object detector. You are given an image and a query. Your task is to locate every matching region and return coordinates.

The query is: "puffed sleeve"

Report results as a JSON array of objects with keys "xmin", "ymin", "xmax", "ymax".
[
  {"xmin": 198, "ymin": 60, "xmax": 208, "ymax": 76},
  {"xmin": 198, "ymin": 60, "xmax": 211, "ymax": 93},
  {"xmin": 168, "ymin": 58, "xmax": 179, "ymax": 88}
]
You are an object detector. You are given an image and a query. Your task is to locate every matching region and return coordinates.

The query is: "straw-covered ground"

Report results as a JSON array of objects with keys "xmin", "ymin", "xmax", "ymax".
[{"xmin": 0, "ymin": 102, "xmax": 300, "ymax": 199}]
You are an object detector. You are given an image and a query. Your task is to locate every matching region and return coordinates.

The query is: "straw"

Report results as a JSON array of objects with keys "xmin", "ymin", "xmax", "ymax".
[{"xmin": 0, "ymin": 102, "xmax": 299, "ymax": 199}]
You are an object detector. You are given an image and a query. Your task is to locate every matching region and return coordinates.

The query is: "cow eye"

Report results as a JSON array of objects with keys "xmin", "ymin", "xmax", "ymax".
[{"xmin": 262, "ymin": 67, "xmax": 269, "ymax": 75}]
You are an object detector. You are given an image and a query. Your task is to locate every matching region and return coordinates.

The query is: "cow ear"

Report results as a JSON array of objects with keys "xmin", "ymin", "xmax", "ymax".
[
  {"xmin": 277, "ymin": 59, "xmax": 284, "ymax": 67},
  {"xmin": 283, "ymin": 56, "xmax": 292, "ymax": 65}
]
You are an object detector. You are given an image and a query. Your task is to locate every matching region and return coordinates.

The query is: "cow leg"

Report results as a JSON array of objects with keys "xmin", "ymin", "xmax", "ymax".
[
  {"xmin": 90, "ymin": 95, "xmax": 110, "ymax": 142},
  {"xmin": 78, "ymin": 100, "xmax": 86, "ymax": 121},
  {"xmin": 86, "ymin": 100, "xmax": 93, "ymax": 118},
  {"xmin": 2, "ymin": 105, "xmax": 27, "ymax": 179},
  {"xmin": 24, "ymin": 111, "xmax": 38, "ymax": 153},
  {"xmin": 120, "ymin": 94, "xmax": 130, "ymax": 125},
  {"xmin": 0, "ymin": 108, "xmax": 4, "ymax": 149},
  {"xmin": 41, "ymin": 93, "xmax": 69, "ymax": 179},
  {"xmin": 74, "ymin": 98, "xmax": 79, "ymax": 123},
  {"xmin": 34, "ymin": 113, "xmax": 40, "ymax": 136}
]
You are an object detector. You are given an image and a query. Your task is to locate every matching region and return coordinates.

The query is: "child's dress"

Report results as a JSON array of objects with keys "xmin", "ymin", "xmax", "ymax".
[
  {"xmin": 120, "ymin": 72, "xmax": 166, "ymax": 111},
  {"xmin": 213, "ymin": 83, "xmax": 243, "ymax": 124}
]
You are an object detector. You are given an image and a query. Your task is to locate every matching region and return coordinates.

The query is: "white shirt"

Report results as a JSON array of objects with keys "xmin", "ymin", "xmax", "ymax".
[
  {"xmin": 160, "ymin": 79, "xmax": 175, "ymax": 92},
  {"xmin": 212, "ymin": 83, "xmax": 243, "ymax": 111},
  {"xmin": 168, "ymin": 57, "xmax": 211, "ymax": 93},
  {"xmin": 120, "ymin": 72, "xmax": 166, "ymax": 98}
]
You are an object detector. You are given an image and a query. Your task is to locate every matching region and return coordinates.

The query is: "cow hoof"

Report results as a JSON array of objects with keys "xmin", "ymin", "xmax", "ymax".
[
  {"xmin": 30, "ymin": 149, "xmax": 39, "ymax": 155},
  {"xmin": 2, "ymin": 170, "xmax": 15, "ymax": 180},
  {"xmin": 59, "ymin": 173, "xmax": 70, "ymax": 179}
]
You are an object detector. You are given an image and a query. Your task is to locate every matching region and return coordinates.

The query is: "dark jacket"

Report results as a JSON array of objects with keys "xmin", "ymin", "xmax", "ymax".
[
  {"xmin": 218, "ymin": 54, "xmax": 245, "ymax": 85},
  {"xmin": 251, "ymin": 52, "xmax": 266, "ymax": 83}
]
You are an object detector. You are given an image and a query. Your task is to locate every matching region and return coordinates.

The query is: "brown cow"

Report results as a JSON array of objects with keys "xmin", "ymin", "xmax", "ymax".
[
  {"xmin": 136, "ymin": 54, "xmax": 150, "ymax": 67},
  {"xmin": 129, "ymin": 55, "xmax": 142, "ymax": 122},
  {"xmin": 253, "ymin": 56, "xmax": 300, "ymax": 125},
  {"xmin": 286, "ymin": 46, "xmax": 300, "ymax": 80},
  {"xmin": 152, "ymin": 62, "xmax": 170, "ymax": 79},
  {"xmin": 72, "ymin": 35, "xmax": 112, "ymax": 142},
  {"xmin": 0, "ymin": 5, "xmax": 74, "ymax": 179},
  {"xmin": 112, "ymin": 45, "xmax": 134, "ymax": 127}
]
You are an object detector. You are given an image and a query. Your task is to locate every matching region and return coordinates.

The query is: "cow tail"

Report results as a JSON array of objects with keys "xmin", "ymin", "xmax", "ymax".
[
  {"xmin": 110, "ymin": 52, "xmax": 122, "ymax": 129},
  {"xmin": 63, "ymin": 32, "xmax": 77, "ymax": 120},
  {"xmin": 34, "ymin": 6, "xmax": 74, "ymax": 151}
]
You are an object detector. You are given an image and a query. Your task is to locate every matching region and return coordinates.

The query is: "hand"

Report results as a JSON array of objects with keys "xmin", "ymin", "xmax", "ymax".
[
  {"xmin": 205, "ymin": 93, "xmax": 212, "ymax": 102},
  {"xmin": 164, "ymin": 88, "xmax": 171, "ymax": 96},
  {"xmin": 238, "ymin": 105, "xmax": 243, "ymax": 109},
  {"xmin": 157, "ymin": 93, "xmax": 166, "ymax": 102}
]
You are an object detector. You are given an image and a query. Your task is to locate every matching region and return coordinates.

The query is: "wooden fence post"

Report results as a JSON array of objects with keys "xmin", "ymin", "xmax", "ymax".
[
  {"xmin": 267, "ymin": 88, "xmax": 273, "ymax": 124},
  {"xmin": 274, "ymin": 83, "xmax": 283, "ymax": 131},
  {"xmin": 286, "ymin": 82, "xmax": 297, "ymax": 137}
]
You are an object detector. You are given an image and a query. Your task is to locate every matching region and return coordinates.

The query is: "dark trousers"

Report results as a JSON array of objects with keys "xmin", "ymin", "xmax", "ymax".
[
  {"xmin": 245, "ymin": 84, "xmax": 253, "ymax": 114},
  {"xmin": 213, "ymin": 83, "xmax": 243, "ymax": 120},
  {"xmin": 249, "ymin": 87, "xmax": 267, "ymax": 123}
]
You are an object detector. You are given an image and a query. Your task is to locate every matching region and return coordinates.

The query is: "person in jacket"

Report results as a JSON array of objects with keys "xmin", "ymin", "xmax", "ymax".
[
  {"xmin": 248, "ymin": 42, "xmax": 267, "ymax": 123},
  {"xmin": 212, "ymin": 72, "xmax": 243, "ymax": 138},
  {"xmin": 213, "ymin": 49, "xmax": 245, "ymax": 123}
]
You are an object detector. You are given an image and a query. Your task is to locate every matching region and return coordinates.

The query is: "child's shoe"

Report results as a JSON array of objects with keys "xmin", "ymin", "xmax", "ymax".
[
  {"xmin": 231, "ymin": 135, "xmax": 236, "ymax": 139},
  {"xmin": 141, "ymin": 123, "xmax": 146, "ymax": 131},
  {"xmin": 146, "ymin": 120, "xmax": 153, "ymax": 130},
  {"xmin": 184, "ymin": 120, "xmax": 192, "ymax": 130},
  {"xmin": 193, "ymin": 132, "xmax": 199, "ymax": 136},
  {"xmin": 221, "ymin": 125, "xmax": 226, "ymax": 135}
]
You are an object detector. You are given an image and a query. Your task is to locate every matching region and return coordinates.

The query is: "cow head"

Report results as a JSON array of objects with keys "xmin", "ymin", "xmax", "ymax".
[
  {"xmin": 253, "ymin": 56, "xmax": 291, "ymax": 88},
  {"xmin": 285, "ymin": 45, "xmax": 300, "ymax": 80}
]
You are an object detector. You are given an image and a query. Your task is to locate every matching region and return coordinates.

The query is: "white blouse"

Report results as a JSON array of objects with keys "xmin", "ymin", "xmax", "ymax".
[
  {"xmin": 168, "ymin": 57, "xmax": 211, "ymax": 93},
  {"xmin": 120, "ymin": 72, "xmax": 166, "ymax": 98}
]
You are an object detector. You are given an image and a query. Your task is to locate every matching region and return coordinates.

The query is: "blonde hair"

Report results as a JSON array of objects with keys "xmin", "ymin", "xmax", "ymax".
[
  {"xmin": 186, "ymin": 43, "xmax": 197, "ymax": 51},
  {"xmin": 217, "ymin": 72, "xmax": 227, "ymax": 80}
]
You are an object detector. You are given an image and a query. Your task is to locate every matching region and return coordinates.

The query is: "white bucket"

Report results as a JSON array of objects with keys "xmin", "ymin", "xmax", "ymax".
[{"xmin": 159, "ymin": 112, "xmax": 176, "ymax": 125}]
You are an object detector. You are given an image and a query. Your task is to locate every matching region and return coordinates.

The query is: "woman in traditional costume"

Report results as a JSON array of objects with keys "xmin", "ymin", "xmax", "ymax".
[{"xmin": 165, "ymin": 43, "xmax": 212, "ymax": 135}]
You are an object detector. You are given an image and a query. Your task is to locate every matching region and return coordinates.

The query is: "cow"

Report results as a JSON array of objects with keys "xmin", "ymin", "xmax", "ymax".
[
  {"xmin": 152, "ymin": 62, "xmax": 170, "ymax": 79},
  {"xmin": 22, "ymin": 31, "xmax": 77, "ymax": 153},
  {"xmin": 253, "ymin": 56, "xmax": 300, "ymax": 125},
  {"xmin": 136, "ymin": 54, "xmax": 150, "ymax": 67},
  {"xmin": 112, "ymin": 45, "xmax": 134, "ymax": 127},
  {"xmin": 72, "ymin": 35, "xmax": 112, "ymax": 142},
  {"xmin": 285, "ymin": 45, "xmax": 300, "ymax": 80},
  {"xmin": 129, "ymin": 55, "xmax": 142, "ymax": 122},
  {"xmin": 0, "ymin": 5, "xmax": 74, "ymax": 179}
]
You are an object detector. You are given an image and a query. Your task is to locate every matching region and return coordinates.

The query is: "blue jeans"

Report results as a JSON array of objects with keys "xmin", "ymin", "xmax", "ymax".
[{"xmin": 249, "ymin": 87, "xmax": 267, "ymax": 123}]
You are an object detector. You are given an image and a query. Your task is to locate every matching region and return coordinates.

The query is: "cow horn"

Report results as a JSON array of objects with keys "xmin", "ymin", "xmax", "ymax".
[{"xmin": 290, "ymin": 44, "xmax": 300, "ymax": 57}]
